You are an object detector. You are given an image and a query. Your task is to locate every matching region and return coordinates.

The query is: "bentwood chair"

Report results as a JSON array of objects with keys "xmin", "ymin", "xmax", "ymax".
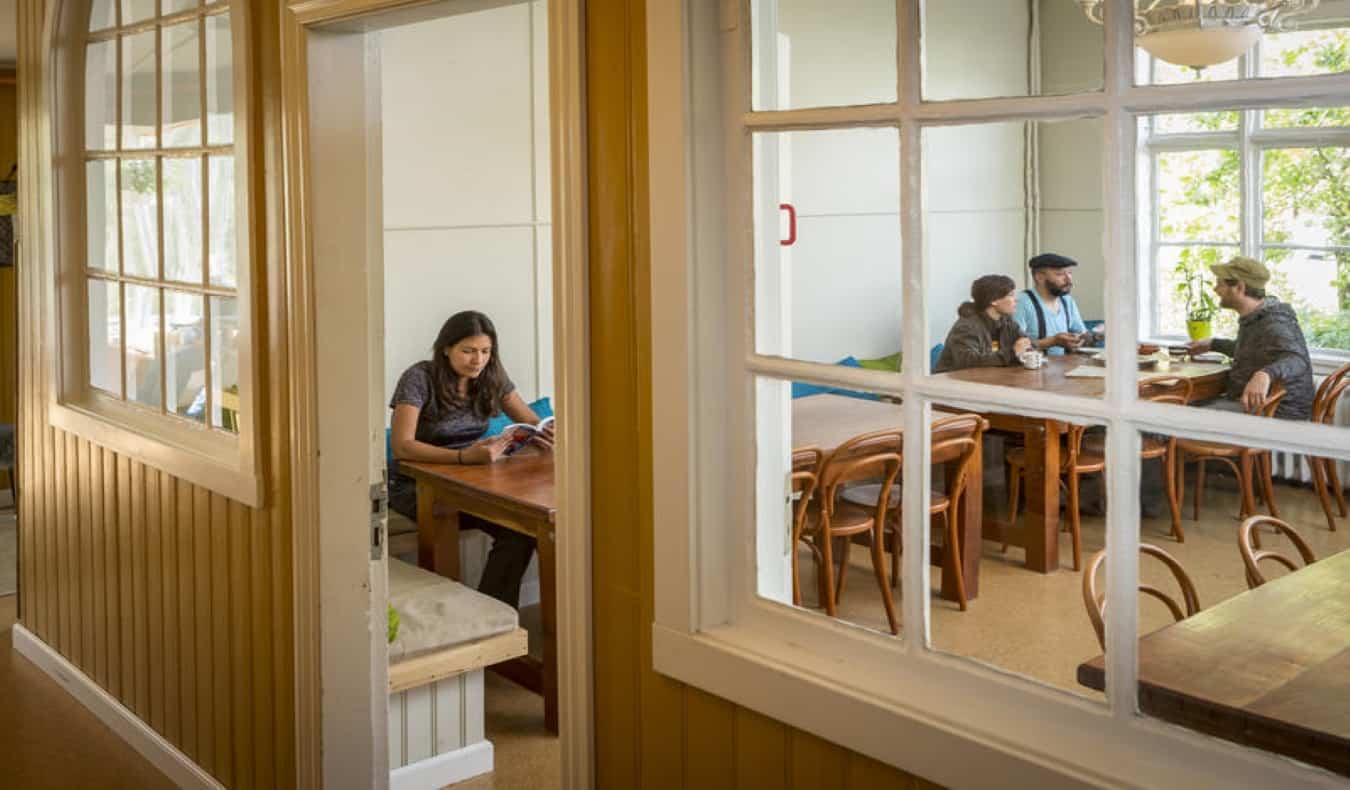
[
  {"xmin": 1238, "ymin": 515, "xmax": 1317, "ymax": 589},
  {"xmin": 1137, "ymin": 376, "xmax": 1194, "ymax": 541},
  {"xmin": 790, "ymin": 446, "xmax": 825, "ymax": 607},
  {"xmin": 1310, "ymin": 363, "xmax": 1350, "ymax": 532},
  {"xmin": 1082, "ymin": 544, "xmax": 1201, "ymax": 651},
  {"xmin": 1175, "ymin": 383, "xmax": 1286, "ymax": 524},
  {"xmin": 812, "ymin": 430, "xmax": 902, "ymax": 634},
  {"xmin": 1006, "ymin": 422, "xmax": 1098, "ymax": 571}
]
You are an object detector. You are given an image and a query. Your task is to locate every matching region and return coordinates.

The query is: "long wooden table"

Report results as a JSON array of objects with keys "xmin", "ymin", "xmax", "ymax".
[
  {"xmin": 400, "ymin": 453, "xmax": 559, "ymax": 733},
  {"xmin": 936, "ymin": 354, "xmax": 1228, "ymax": 573},
  {"xmin": 793, "ymin": 394, "xmax": 982, "ymax": 602},
  {"xmin": 1077, "ymin": 550, "xmax": 1350, "ymax": 776}
]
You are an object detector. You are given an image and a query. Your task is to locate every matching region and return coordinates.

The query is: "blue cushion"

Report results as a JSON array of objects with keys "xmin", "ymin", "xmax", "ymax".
[
  {"xmin": 791, "ymin": 357, "xmax": 878, "ymax": 401},
  {"xmin": 486, "ymin": 396, "xmax": 554, "ymax": 436},
  {"xmin": 929, "ymin": 343, "xmax": 944, "ymax": 372}
]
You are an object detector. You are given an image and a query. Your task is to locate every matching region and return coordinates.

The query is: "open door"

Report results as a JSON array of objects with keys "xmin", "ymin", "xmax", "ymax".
[{"xmin": 307, "ymin": 28, "xmax": 390, "ymax": 787}]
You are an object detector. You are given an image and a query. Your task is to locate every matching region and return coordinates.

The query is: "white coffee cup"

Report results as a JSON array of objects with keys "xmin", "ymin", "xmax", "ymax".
[{"xmin": 1018, "ymin": 350, "xmax": 1045, "ymax": 370}]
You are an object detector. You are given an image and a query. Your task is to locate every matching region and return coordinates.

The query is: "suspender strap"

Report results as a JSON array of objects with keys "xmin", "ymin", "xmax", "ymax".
[{"xmin": 1025, "ymin": 289, "xmax": 1047, "ymax": 339}]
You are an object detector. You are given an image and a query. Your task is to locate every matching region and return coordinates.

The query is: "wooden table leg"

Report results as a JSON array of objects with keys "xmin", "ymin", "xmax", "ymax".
[
  {"xmin": 1023, "ymin": 421, "xmax": 1060, "ymax": 573},
  {"xmin": 415, "ymin": 480, "xmax": 461, "ymax": 580},
  {"xmin": 536, "ymin": 521, "xmax": 558, "ymax": 734},
  {"xmin": 941, "ymin": 442, "xmax": 981, "ymax": 602}
]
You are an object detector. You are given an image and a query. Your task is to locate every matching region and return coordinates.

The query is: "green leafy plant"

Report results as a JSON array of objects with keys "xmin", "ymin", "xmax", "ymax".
[{"xmin": 387, "ymin": 604, "xmax": 400, "ymax": 644}]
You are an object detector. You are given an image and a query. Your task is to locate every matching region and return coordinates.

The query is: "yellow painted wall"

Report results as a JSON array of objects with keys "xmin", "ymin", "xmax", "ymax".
[
  {"xmin": 14, "ymin": 1, "xmax": 294, "ymax": 787},
  {"xmin": 585, "ymin": 3, "xmax": 939, "ymax": 788}
]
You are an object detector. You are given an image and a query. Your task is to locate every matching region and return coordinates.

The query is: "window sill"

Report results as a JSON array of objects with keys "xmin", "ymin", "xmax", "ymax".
[
  {"xmin": 652, "ymin": 616, "xmax": 1341, "ymax": 789},
  {"xmin": 49, "ymin": 400, "xmax": 262, "ymax": 508}
]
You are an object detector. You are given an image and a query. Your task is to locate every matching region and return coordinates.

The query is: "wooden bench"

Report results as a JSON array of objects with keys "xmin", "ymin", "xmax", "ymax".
[{"xmin": 387, "ymin": 559, "xmax": 528, "ymax": 790}]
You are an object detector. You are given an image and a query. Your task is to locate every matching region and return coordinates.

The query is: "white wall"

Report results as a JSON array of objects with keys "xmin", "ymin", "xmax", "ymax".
[{"xmin": 380, "ymin": 1, "xmax": 552, "ymax": 411}]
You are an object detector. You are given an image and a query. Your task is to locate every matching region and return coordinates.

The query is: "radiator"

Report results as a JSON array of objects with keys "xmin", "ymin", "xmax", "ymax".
[{"xmin": 1269, "ymin": 375, "xmax": 1350, "ymax": 487}]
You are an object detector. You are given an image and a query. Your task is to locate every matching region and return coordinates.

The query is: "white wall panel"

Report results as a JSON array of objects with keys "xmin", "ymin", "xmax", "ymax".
[
  {"xmin": 531, "ymin": 0, "xmax": 551, "ymax": 223},
  {"xmin": 924, "ymin": 211, "xmax": 1027, "ymax": 347}
]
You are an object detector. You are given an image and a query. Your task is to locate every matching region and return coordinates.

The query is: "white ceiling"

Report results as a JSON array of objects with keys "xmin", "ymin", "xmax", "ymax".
[{"xmin": 0, "ymin": 0, "xmax": 16, "ymax": 67}]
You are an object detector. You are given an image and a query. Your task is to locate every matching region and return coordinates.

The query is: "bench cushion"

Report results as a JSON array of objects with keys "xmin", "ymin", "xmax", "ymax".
[{"xmin": 388, "ymin": 559, "xmax": 519, "ymax": 662}]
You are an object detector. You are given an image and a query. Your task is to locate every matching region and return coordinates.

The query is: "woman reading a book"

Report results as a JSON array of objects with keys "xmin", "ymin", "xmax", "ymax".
[{"xmin": 388, "ymin": 310, "xmax": 553, "ymax": 607}]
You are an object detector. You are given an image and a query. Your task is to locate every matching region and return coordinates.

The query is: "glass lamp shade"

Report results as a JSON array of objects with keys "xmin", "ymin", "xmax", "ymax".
[{"xmin": 1137, "ymin": 25, "xmax": 1262, "ymax": 68}]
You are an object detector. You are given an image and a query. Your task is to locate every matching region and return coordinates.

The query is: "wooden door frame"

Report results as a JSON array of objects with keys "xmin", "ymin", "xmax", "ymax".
[{"xmin": 279, "ymin": 1, "xmax": 592, "ymax": 787}]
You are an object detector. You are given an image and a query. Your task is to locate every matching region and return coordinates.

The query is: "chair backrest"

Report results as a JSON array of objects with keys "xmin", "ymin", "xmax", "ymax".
[
  {"xmin": 819, "ymin": 430, "xmax": 903, "ymax": 517},
  {"xmin": 1258, "ymin": 381, "xmax": 1287, "ymax": 417},
  {"xmin": 1082, "ymin": 544, "xmax": 1201, "ymax": 650},
  {"xmin": 790, "ymin": 446, "xmax": 824, "ymax": 536},
  {"xmin": 1314, "ymin": 377, "xmax": 1350, "ymax": 426},
  {"xmin": 930, "ymin": 414, "xmax": 987, "ymax": 503},
  {"xmin": 1312, "ymin": 362, "xmax": 1350, "ymax": 420},
  {"xmin": 1238, "ymin": 515, "xmax": 1317, "ymax": 589},
  {"xmin": 1139, "ymin": 375, "xmax": 1194, "ymax": 407}
]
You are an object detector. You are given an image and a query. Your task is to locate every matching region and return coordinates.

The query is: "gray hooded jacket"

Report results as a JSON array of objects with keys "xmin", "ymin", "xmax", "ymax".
[{"xmin": 1210, "ymin": 298, "xmax": 1314, "ymax": 420}]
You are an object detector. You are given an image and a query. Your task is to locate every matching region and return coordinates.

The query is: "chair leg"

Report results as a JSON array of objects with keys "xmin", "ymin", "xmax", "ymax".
[
  {"xmin": 1002, "ymin": 465, "xmax": 1021, "ymax": 553},
  {"xmin": 6, "ymin": 468, "xmax": 14, "ymax": 507},
  {"xmin": 1258, "ymin": 452, "xmax": 1280, "ymax": 519},
  {"xmin": 819, "ymin": 529, "xmax": 837, "ymax": 617},
  {"xmin": 1239, "ymin": 453, "xmax": 1257, "ymax": 520},
  {"xmin": 1066, "ymin": 472, "xmax": 1082, "ymax": 571},
  {"xmin": 791, "ymin": 535, "xmax": 803, "ymax": 607},
  {"xmin": 941, "ymin": 509, "xmax": 967, "ymax": 611},
  {"xmin": 1164, "ymin": 447, "xmax": 1184, "ymax": 542},
  {"xmin": 889, "ymin": 526, "xmax": 900, "ymax": 589},
  {"xmin": 1311, "ymin": 458, "xmax": 1338, "ymax": 532},
  {"xmin": 869, "ymin": 525, "xmax": 899, "ymax": 634},
  {"xmin": 834, "ymin": 537, "xmax": 850, "ymax": 600},
  {"xmin": 1329, "ymin": 459, "xmax": 1348, "ymax": 517}
]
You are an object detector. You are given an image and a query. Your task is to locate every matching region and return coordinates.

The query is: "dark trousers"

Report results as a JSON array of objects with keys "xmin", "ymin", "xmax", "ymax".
[{"xmin": 389, "ymin": 476, "xmax": 537, "ymax": 608}]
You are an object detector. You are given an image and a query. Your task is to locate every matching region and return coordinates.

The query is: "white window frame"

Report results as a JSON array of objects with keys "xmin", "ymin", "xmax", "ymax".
[
  {"xmin": 42, "ymin": 0, "xmax": 261, "ymax": 507},
  {"xmin": 650, "ymin": 2, "xmax": 1350, "ymax": 787},
  {"xmin": 1140, "ymin": 44, "xmax": 1350, "ymax": 366}
]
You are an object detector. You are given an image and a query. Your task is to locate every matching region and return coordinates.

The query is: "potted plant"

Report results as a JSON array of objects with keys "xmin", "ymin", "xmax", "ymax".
[{"xmin": 1181, "ymin": 272, "xmax": 1218, "ymax": 340}]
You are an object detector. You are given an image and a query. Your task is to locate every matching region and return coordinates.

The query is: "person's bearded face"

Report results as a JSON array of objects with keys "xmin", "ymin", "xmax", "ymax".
[{"xmin": 1041, "ymin": 268, "xmax": 1073, "ymax": 297}]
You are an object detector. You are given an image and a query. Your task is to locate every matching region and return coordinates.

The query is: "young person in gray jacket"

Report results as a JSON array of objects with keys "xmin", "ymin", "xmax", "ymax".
[
  {"xmin": 934, "ymin": 274, "xmax": 1032, "ymax": 373},
  {"xmin": 1185, "ymin": 257, "xmax": 1314, "ymax": 420}
]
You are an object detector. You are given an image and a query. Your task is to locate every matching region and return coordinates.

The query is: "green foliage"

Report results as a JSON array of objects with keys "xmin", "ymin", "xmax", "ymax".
[
  {"xmin": 1299, "ymin": 308, "xmax": 1350, "ymax": 352},
  {"xmin": 121, "ymin": 159, "xmax": 156, "ymax": 194},
  {"xmin": 387, "ymin": 604, "xmax": 400, "ymax": 644},
  {"xmin": 1174, "ymin": 255, "xmax": 1219, "ymax": 321}
]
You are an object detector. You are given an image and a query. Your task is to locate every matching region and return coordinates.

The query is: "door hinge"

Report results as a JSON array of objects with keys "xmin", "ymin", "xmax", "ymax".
[{"xmin": 371, "ymin": 476, "xmax": 388, "ymax": 560}]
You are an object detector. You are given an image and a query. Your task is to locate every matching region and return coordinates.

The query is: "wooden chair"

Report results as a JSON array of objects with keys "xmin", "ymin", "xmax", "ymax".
[
  {"xmin": 789, "ymin": 446, "xmax": 824, "ymax": 607},
  {"xmin": 1006, "ymin": 422, "xmax": 1099, "ymax": 571},
  {"xmin": 840, "ymin": 414, "xmax": 987, "ymax": 611},
  {"xmin": 1309, "ymin": 363, "xmax": 1350, "ymax": 532},
  {"xmin": 1175, "ymin": 383, "xmax": 1286, "ymax": 524},
  {"xmin": 812, "ymin": 430, "xmax": 902, "ymax": 634},
  {"xmin": 1238, "ymin": 515, "xmax": 1317, "ymax": 589},
  {"xmin": 1138, "ymin": 376, "xmax": 1194, "ymax": 542},
  {"xmin": 1082, "ymin": 544, "xmax": 1201, "ymax": 651}
]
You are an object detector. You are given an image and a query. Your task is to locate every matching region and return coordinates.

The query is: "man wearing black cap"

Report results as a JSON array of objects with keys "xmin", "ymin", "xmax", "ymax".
[{"xmin": 1013, "ymin": 253, "xmax": 1091, "ymax": 356}]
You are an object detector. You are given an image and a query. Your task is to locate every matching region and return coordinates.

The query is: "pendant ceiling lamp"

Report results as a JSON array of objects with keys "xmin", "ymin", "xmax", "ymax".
[{"xmin": 1075, "ymin": 1, "xmax": 1321, "ymax": 69}]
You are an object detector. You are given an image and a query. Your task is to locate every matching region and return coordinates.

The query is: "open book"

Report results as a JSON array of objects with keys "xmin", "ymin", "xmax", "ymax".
[{"xmin": 502, "ymin": 416, "xmax": 556, "ymax": 456}]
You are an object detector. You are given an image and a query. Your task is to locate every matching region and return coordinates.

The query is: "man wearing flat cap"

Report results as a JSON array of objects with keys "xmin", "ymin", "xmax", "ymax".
[
  {"xmin": 1013, "ymin": 253, "xmax": 1090, "ymax": 356},
  {"xmin": 1186, "ymin": 256, "xmax": 1314, "ymax": 419}
]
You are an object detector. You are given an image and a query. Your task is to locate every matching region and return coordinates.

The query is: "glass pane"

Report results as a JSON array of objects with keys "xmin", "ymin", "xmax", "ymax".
[
  {"xmin": 121, "ymin": 29, "xmax": 157, "ymax": 150},
  {"xmin": 88, "ymin": 0, "xmax": 115, "ymax": 31},
  {"xmin": 84, "ymin": 39, "xmax": 118, "ymax": 150},
  {"xmin": 925, "ymin": 118, "xmax": 1105, "ymax": 396},
  {"xmin": 1152, "ymin": 110, "xmax": 1238, "ymax": 134},
  {"xmin": 124, "ymin": 283, "xmax": 161, "ymax": 409},
  {"xmin": 120, "ymin": 0, "xmax": 156, "ymax": 25},
  {"xmin": 1152, "ymin": 246, "xmax": 1240, "ymax": 339},
  {"xmin": 85, "ymin": 159, "xmax": 118, "ymax": 272},
  {"xmin": 923, "ymin": 0, "xmax": 1103, "ymax": 101},
  {"xmin": 932, "ymin": 405, "xmax": 1108, "ymax": 702},
  {"xmin": 120, "ymin": 157, "xmax": 159, "ymax": 279},
  {"xmin": 165, "ymin": 290, "xmax": 206, "ymax": 422},
  {"xmin": 753, "ymin": 127, "xmax": 900, "ymax": 366},
  {"xmin": 1156, "ymin": 149, "xmax": 1240, "ymax": 244},
  {"xmin": 210, "ymin": 296, "xmax": 240, "ymax": 432},
  {"xmin": 1262, "ymin": 248, "xmax": 1350, "ymax": 354},
  {"xmin": 751, "ymin": 0, "xmax": 895, "ymax": 111},
  {"xmin": 1134, "ymin": 428, "xmax": 1350, "ymax": 775},
  {"xmin": 205, "ymin": 12, "xmax": 234, "ymax": 145},
  {"xmin": 163, "ymin": 20, "xmax": 203, "ymax": 147},
  {"xmin": 163, "ymin": 156, "xmax": 203, "ymax": 283},
  {"xmin": 207, "ymin": 153, "xmax": 236, "ymax": 287},
  {"xmin": 1264, "ymin": 104, "xmax": 1350, "ymax": 129},
  {"xmin": 164, "ymin": 0, "xmax": 199, "ymax": 13},
  {"xmin": 1259, "ymin": 26, "xmax": 1350, "ymax": 79},
  {"xmin": 762, "ymin": 373, "xmax": 902, "ymax": 636},
  {"xmin": 87, "ymin": 279, "xmax": 121, "ymax": 395},
  {"xmin": 1263, "ymin": 146, "xmax": 1350, "ymax": 249}
]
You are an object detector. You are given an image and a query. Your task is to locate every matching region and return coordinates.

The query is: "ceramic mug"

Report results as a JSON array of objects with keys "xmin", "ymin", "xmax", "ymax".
[{"xmin": 1018, "ymin": 350, "xmax": 1045, "ymax": 370}]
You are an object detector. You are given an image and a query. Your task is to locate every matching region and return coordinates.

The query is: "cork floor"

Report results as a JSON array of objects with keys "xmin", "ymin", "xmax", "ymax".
[{"xmin": 795, "ymin": 474, "xmax": 1350, "ymax": 699}]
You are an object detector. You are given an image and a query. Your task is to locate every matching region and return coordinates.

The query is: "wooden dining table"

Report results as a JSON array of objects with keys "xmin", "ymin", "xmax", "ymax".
[
  {"xmin": 935, "ymin": 354, "xmax": 1228, "ymax": 573},
  {"xmin": 793, "ymin": 394, "xmax": 982, "ymax": 603},
  {"xmin": 399, "ymin": 452, "xmax": 560, "ymax": 733},
  {"xmin": 1077, "ymin": 549, "xmax": 1350, "ymax": 776}
]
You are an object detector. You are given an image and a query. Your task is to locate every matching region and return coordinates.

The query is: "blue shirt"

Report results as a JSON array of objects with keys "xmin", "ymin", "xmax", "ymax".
[{"xmin": 1013, "ymin": 289, "xmax": 1086, "ymax": 356}]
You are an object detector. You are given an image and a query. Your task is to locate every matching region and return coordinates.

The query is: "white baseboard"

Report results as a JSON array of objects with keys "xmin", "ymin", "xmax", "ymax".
[
  {"xmin": 11, "ymin": 625, "xmax": 224, "ymax": 790},
  {"xmin": 389, "ymin": 740, "xmax": 493, "ymax": 790}
]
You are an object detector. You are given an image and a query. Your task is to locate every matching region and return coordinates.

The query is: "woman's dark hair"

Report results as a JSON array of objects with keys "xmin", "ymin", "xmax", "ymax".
[
  {"xmin": 430, "ymin": 311, "xmax": 509, "ymax": 419},
  {"xmin": 958, "ymin": 274, "xmax": 1017, "ymax": 318}
]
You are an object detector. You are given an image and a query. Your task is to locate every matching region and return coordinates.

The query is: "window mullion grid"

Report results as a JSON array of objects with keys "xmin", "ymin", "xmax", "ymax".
[
  {"xmin": 157, "ymin": 8, "xmax": 168, "ymax": 416},
  {"xmin": 1102, "ymin": 0, "xmax": 1140, "ymax": 724},
  {"xmin": 114, "ymin": 28, "xmax": 128, "ymax": 401},
  {"xmin": 200, "ymin": 12, "xmax": 215, "ymax": 430},
  {"xmin": 1240, "ymin": 71, "xmax": 1261, "ymax": 259}
]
